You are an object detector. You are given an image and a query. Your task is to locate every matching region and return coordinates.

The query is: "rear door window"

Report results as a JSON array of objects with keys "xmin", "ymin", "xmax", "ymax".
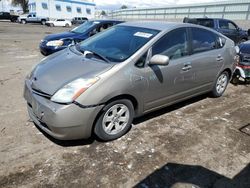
[{"xmin": 191, "ymin": 27, "xmax": 218, "ymax": 54}]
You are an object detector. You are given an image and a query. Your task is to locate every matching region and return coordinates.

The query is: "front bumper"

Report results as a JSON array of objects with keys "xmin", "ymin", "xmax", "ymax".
[{"xmin": 24, "ymin": 80, "xmax": 104, "ymax": 140}]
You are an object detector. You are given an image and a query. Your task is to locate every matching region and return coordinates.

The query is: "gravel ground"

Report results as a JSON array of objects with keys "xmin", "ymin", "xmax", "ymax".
[{"xmin": 0, "ymin": 21, "xmax": 249, "ymax": 188}]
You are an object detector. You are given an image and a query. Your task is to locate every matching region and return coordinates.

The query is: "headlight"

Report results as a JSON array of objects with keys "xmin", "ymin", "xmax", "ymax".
[
  {"xmin": 46, "ymin": 40, "xmax": 64, "ymax": 47},
  {"xmin": 51, "ymin": 77, "xmax": 99, "ymax": 103}
]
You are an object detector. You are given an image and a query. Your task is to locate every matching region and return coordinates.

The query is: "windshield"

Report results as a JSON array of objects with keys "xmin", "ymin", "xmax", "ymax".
[
  {"xmin": 71, "ymin": 21, "xmax": 100, "ymax": 33},
  {"xmin": 78, "ymin": 25, "xmax": 159, "ymax": 62}
]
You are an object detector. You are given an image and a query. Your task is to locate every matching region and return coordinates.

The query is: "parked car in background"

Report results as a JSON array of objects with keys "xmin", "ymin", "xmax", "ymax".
[
  {"xmin": 72, "ymin": 17, "xmax": 88, "ymax": 25},
  {"xmin": 39, "ymin": 19, "xmax": 123, "ymax": 56},
  {"xmin": 46, "ymin": 19, "xmax": 72, "ymax": 27},
  {"xmin": 18, "ymin": 13, "xmax": 49, "ymax": 25},
  {"xmin": 183, "ymin": 17, "xmax": 248, "ymax": 44},
  {"xmin": 0, "ymin": 12, "xmax": 19, "ymax": 22},
  {"xmin": 25, "ymin": 21, "xmax": 237, "ymax": 141},
  {"xmin": 232, "ymin": 41, "xmax": 250, "ymax": 84}
]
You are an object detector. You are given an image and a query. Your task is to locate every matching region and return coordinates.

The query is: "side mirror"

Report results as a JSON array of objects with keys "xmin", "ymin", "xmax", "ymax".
[{"xmin": 149, "ymin": 55, "xmax": 169, "ymax": 66}]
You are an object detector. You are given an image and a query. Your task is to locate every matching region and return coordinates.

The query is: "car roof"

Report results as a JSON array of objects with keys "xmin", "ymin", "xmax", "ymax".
[
  {"xmin": 188, "ymin": 17, "xmax": 233, "ymax": 22},
  {"xmin": 119, "ymin": 21, "xmax": 194, "ymax": 31},
  {"xmin": 91, "ymin": 19, "xmax": 123, "ymax": 23}
]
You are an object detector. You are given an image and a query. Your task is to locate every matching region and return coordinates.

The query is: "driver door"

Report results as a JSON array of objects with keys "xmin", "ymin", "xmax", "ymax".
[{"xmin": 143, "ymin": 27, "xmax": 197, "ymax": 111}]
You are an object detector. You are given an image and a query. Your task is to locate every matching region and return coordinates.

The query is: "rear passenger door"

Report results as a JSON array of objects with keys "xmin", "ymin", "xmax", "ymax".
[{"xmin": 189, "ymin": 27, "xmax": 225, "ymax": 90}]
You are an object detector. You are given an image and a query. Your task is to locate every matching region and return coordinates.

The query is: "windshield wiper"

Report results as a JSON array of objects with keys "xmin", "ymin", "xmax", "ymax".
[{"xmin": 80, "ymin": 48, "xmax": 110, "ymax": 63}]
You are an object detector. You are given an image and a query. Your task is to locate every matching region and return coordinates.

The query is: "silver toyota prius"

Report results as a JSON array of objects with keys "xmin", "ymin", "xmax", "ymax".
[{"xmin": 24, "ymin": 21, "xmax": 237, "ymax": 141}]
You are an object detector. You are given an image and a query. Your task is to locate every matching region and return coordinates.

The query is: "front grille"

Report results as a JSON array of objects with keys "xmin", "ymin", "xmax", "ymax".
[
  {"xmin": 32, "ymin": 88, "xmax": 51, "ymax": 99},
  {"xmin": 241, "ymin": 54, "xmax": 250, "ymax": 63}
]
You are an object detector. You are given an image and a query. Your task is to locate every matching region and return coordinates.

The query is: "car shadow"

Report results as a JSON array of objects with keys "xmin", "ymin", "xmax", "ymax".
[
  {"xmin": 133, "ymin": 93, "xmax": 208, "ymax": 125},
  {"xmin": 135, "ymin": 163, "xmax": 250, "ymax": 188}
]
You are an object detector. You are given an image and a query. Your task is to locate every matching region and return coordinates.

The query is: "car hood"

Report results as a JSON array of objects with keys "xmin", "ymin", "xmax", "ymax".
[
  {"xmin": 30, "ymin": 47, "xmax": 114, "ymax": 95},
  {"xmin": 44, "ymin": 31, "xmax": 84, "ymax": 41}
]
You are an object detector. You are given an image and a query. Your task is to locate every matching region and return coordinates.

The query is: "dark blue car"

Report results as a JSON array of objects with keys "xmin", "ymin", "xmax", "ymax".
[
  {"xmin": 183, "ymin": 17, "xmax": 249, "ymax": 44},
  {"xmin": 40, "ymin": 20, "xmax": 123, "ymax": 56}
]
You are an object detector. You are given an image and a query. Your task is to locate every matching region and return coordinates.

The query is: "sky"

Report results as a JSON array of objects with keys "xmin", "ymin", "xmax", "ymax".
[{"xmin": 94, "ymin": 0, "xmax": 223, "ymax": 10}]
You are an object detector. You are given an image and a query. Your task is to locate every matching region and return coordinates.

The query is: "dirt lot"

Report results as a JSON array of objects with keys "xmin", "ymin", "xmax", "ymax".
[{"xmin": 0, "ymin": 21, "xmax": 249, "ymax": 188}]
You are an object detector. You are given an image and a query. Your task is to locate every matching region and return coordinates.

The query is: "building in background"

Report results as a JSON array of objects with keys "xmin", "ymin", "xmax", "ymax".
[
  {"xmin": 110, "ymin": 0, "xmax": 250, "ymax": 28},
  {"xmin": 28, "ymin": 0, "xmax": 96, "ymax": 20},
  {"xmin": 0, "ymin": 0, "xmax": 22, "ymax": 14}
]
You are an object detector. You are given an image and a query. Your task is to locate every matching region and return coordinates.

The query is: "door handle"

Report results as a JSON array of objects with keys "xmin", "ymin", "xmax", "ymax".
[
  {"xmin": 216, "ymin": 55, "xmax": 224, "ymax": 62},
  {"xmin": 182, "ymin": 63, "xmax": 192, "ymax": 71}
]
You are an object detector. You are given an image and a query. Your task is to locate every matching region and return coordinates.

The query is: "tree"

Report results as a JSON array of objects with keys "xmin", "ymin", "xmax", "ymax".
[
  {"xmin": 100, "ymin": 10, "xmax": 106, "ymax": 16},
  {"xmin": 12, "ymin": 0, "xmax": 28, "ymax": 13},
  {"xmin": 120, "ymin": 5, "xmax": 128, "ymax": 9}
]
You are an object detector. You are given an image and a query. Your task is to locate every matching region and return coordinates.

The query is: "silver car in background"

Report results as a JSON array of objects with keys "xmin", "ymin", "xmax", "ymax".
[{"xmin": 24, "ymin": 21, "xmax": 237, "ymax": 141}]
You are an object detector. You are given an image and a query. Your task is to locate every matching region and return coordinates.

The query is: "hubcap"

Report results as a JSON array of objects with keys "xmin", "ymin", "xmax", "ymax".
[
  {"xmin": 216, "ymin": 73, "xmax": 228, "ymax": 94},
  {"xmin": 102, "ymin": 104, "xmax": 130, "ymax": 135}
]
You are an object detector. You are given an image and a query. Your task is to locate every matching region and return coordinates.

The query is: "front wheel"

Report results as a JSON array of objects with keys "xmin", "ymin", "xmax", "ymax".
[
  {"xmin": 211, "ymin": 71, "xmax": 229, "ymax": 97},
  {"xmin": 21, "ymin": 19, "xmax": 26, "ymax": 24},
  {"xmin": 65, "ymin": 23, "xmax": 69, "ymax": 27},
  {"xmin": 94, "ymin": 99, "xmax": 134, "ymax": 141}
]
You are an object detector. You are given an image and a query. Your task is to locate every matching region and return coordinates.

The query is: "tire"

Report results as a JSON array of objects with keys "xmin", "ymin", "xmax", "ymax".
[
  {"xmin": 94, "ymin": 99, "xmax": 134, "ymax": 141},
  {"xmin": 211, "ymin": 71, "xmax": 229, "ymax": 97},
  {"xmin": 21, "ymin": 19, "xmax": 26, "ymax": 24},
  {"xmin": 231, "ymin": 76, "xmax": 239, "ymax": 85},
  {"xmin": 41, "ymin": 20, "xmax": 46, "ymax": 25},
  {"xmin": 50, "ymin": 23, "xmax": 54, "ymax": 27},
  {"xmin": 65, "ymin": 23, "xmax": 69, "ymax": 27},
  {"xmin": 245, "ymin": 78, "xmax": 250, "ymax": 84}
]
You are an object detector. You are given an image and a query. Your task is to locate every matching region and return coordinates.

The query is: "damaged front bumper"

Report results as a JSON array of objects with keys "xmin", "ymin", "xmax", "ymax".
[{"xmin": 23, "ymin": 80, "xmax": 104, "ymax": 140}]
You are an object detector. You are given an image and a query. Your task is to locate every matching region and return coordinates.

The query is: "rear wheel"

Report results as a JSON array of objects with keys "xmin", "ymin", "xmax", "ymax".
[
  {"xmin": 21, "ymin": 19, "xmax": 26, "ymax": 24},
  {"xmin": 50, "ymin": 23, "xmax": 54, "ymax": 27},
  {"xmin": 231, "ymin": 76, "xmax": 239, "ymax": 85},
  {"xmin": 65, "ymin": 23, "xmax": 69, "ymax": 27},
  {"xmin": 245, "ymin": 78, "xmax": 250, "ymax": 84},
  {"xmin": 94, "ymin": 99, "xmax": 134, "ymax": 141},
  {"xmin": 211, "ymin": 71, "xmax": 229, "ymax": 97},
  {"xmin": 41, "ymin": 20, "xmax": 46, "ymax": 25}
]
